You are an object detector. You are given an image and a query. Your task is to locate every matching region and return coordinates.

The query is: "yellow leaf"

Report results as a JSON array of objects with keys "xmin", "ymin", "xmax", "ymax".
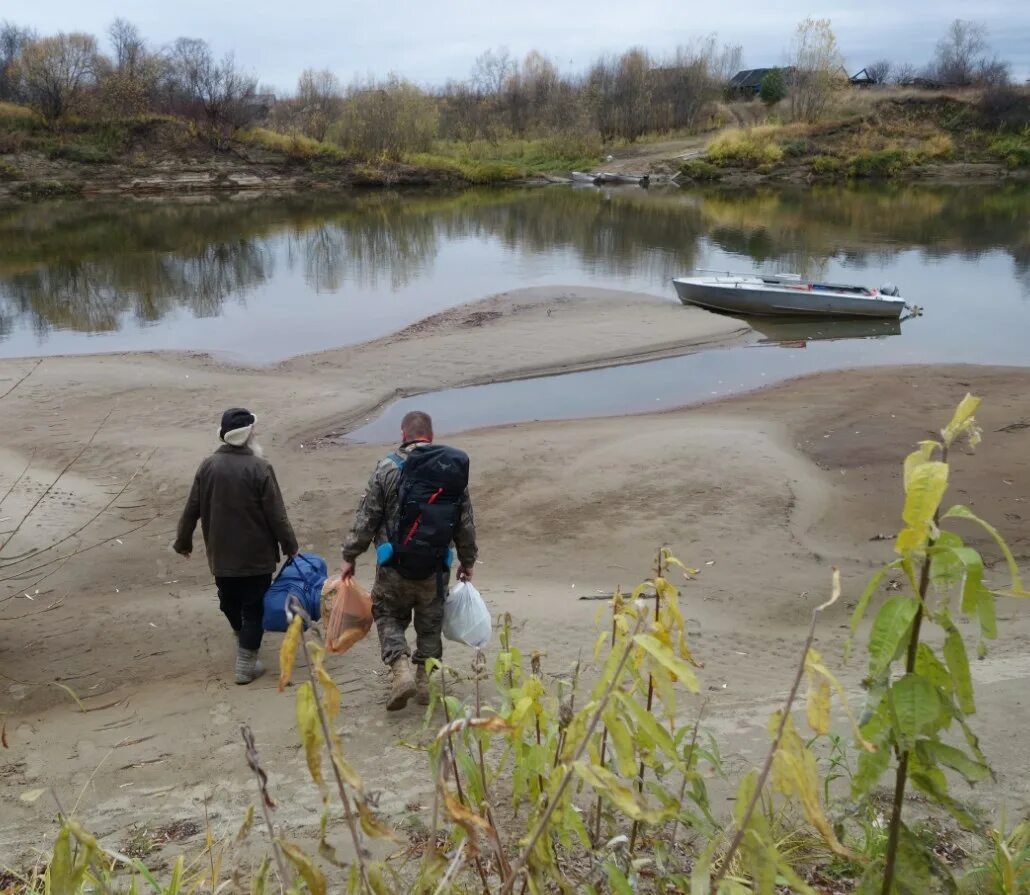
[
  {"xmin": 603, "ymin": 705, "xmax": 637, "ymax": 777},
  {"xmin": 573, "ymin": 761, "xmax": 672, "ymax": 824},
  {"xmin": 903, "ymin": 441, "xmax": 938, "ymax": 490},
  {"xmin": 467, "ymin": 715, "xmax": 514, "ymax": 735},
  {"xmin": 654, "ymin": 576, "xmax": 678, "ymax": 605},
  {"xmin": 314, "ymin": 663, "xmax": 340, "ymax": 721},
  {"xmin": 804, "ymin": 650, "xmax": 876, "ymax": 752},
  {"xmin": 329, "ymin": 741, "xmax": 364, "ymax": 792},
  {"xmin": 278, "ymin": 614, "xmax": 303, "ymax": 692},
  {"xmin": 940, "ymin": 394, "xmax": 982, "ymax": 447},
  {"xmin": 279, "ymin": 840, "xmax": 327, "ymax": 895},
  {"xmin": 634, "ymin": 634, "xmax": 700, "ymax": 692},
  {"xmin": 805, "ymin": 670, "xmax": 831, "ymax": 736},
  {"xmin": 357, "ymin": 797, "xmax": 400, "ymax": 841},
  {"xmin": 235, "ymin": 804, "xmax": 254, "ymax": 845},
  {"xmin": 442, "ymin": 789, "xmax": 490, "ymax": 855},
  {"xmin": 896, "ymin": 460, "xmax": 948, "ymax": 555},
  {"xmin": 769, "ymin": 712, "xmax": 855, "ymax": 860},
  {"xmin": 296, "ymin": 682, "xmax": 325, "ymax": 792}
]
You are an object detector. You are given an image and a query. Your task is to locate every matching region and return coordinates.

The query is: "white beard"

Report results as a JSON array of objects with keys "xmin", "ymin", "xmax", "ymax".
[{"xmin": 248, "ymin": 437, "xmax": 264, "ymax": 458}]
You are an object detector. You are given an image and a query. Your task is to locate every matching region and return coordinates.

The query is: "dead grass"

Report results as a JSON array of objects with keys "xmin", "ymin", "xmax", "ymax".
[{"xmin": 237, "ymin": 127, "xmax": 346, "ymax": 161}]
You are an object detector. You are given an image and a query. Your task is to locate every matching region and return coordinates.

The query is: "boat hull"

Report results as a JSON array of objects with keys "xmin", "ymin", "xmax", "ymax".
[{"xmin": 673, "ymin": 279, "xmax": 905, "ymax": 319}]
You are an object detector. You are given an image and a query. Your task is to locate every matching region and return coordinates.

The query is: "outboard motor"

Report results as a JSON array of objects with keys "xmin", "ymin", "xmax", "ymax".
[{"xmin": 880, "ymin": 282, "xmax": 900, "ymax": 297}]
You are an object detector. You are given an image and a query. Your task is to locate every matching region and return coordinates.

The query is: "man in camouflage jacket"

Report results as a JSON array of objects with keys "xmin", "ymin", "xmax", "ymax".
[{"xmin": 341, "ymin": 410, "xmax": 477, "ymax": 710}]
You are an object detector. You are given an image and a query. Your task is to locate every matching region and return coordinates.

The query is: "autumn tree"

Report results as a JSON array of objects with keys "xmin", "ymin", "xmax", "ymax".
[
  {"xmin": 929, "ymin": 19, "xmax": 1010, "ymax": 86},
  {"xmin": 332, "ymin": 75, "xmax": 439, "ymax": 158},
  {"xmin": 785, "ymin": 18, "xmax": 846, "ymax": 122},
  {"xmin": 98, "ymin": 18, "xmax": 163, "ymax": 116},
  {"xmin": 0, "ymin": 21, "xmax": 35, "ymax": 102},
  {"xmin": 652, "ymin": 38, "xmax": 741, "ymax": 132},
  {"xmin": 15, "ymin": 32, "xmax": 100, "ymax": 120},
  {"xmin": 159, "ymin": 38, "xmax": 257, "ymax": 131},
  {"xmin": 296, "ymin": 67, "xmax": 341, "ymax": 140}
]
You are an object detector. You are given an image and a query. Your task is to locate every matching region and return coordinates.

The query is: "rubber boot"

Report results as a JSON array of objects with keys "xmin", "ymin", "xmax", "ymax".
[
  {"xmin": 415, "ymin": 664, "xmax": 430, "ymax": 706},
  {"xmin": 386, "ymin": 659, "xmax": 416, "ymax": 711},
  {"xmin": 235, "ymin": 647, "xmax": 266, "ymax": 685}
]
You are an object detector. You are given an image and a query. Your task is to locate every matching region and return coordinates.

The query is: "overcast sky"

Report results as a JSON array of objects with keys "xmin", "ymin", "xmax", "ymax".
[{"xmin": 12, "ymin": 0, "xmax": 1030, "ymax": 90}]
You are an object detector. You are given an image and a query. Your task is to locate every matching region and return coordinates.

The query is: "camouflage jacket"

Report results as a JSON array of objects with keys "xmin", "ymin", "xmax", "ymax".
[{"xmin": 342, "ymin": 442, "xmax": 478, "ymax": 569}]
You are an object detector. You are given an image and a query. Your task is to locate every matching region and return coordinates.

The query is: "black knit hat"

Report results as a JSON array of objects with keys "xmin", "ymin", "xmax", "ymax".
[{"xmin": 219, "ymin": 407, "xmax": 256, "ymax": 441}]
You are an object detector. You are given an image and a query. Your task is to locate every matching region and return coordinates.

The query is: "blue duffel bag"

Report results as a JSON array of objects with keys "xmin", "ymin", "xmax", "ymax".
[{"xmin": 262, "ymin": 553, "xmax": 327, "ymax": 632}]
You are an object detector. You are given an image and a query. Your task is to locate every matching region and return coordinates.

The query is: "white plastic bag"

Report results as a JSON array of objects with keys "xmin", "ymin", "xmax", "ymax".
[{"xmin": 442, "ymin": 581, "xmax": 491, "ymax": 647}]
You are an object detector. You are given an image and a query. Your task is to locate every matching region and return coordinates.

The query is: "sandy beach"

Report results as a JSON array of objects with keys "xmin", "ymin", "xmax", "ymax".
[{"xmin": 1, "ymin": 286, "xmax": 1027, "ymax": 864}]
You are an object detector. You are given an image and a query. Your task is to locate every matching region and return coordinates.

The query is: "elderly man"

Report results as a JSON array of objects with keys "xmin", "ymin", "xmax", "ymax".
[
  {"xmin": 174, "ymin": 408, "xmax": 298, "ymax": 684},
  {"xmin": 341, "ymin": 410, "xmax": 477, "ymax": 711}
]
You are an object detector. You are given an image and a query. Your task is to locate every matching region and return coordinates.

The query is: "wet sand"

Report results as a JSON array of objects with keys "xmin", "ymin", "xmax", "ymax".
[{"xmin": 0, "ymin": 286, "xmax": 1027, "ymax": 863}]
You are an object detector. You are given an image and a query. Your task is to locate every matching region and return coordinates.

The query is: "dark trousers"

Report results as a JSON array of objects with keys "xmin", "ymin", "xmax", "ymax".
[
  {"xmin": 217, "ymin": 574, "xmax": 271, "ymax": 651},
  {"xmin": 371, "ymin": 566, "xmax": 446, "ymax": 666}
]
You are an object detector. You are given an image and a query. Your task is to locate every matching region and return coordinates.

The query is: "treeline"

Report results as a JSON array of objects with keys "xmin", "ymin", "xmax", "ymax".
[
  {"xmin": 0, "ymin": 20, "xmax": 264, "ymax": 132},
  {"xmin": 0, "ymin": 18, "xmax": 741, "ymax": 149},
  {"xmin": 0, "ymin": 17, "xmax": 1017, "ymax": 160},
  {"xmin": 862, "ymin": 20, "xmax": 1010, "ymax": 88}
]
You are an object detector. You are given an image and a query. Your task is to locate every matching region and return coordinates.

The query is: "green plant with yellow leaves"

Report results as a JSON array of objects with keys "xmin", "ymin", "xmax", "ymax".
[
  {"xmin": 8, "ymin": 395, "xmax": 1028, "ymax": 894},
  {"xmin": 844, "ymin": 395, "xmax": 1028, "ymax": 895}
]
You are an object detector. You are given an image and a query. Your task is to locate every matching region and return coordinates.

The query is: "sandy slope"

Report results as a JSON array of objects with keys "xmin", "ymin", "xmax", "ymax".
[{"xmin": 0, "ymin": 287, "xmax": 1027, "ymax": 866}]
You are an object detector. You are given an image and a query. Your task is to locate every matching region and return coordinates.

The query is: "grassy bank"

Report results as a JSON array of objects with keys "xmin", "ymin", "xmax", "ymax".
[
  {"xmin": 680, "ymin": 89, "xmax": 1030, "ymax": 183},
  {"xmin": 2, "ymin": 89, "xmax": 1029, "ymax": 198},
  {"xmin": 1, "ymin": 107, "xmax": 597, "ymax": 197}
]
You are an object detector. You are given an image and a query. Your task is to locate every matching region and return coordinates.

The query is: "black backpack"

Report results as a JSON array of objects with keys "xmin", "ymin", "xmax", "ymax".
[{"xmin": 389, "ymin": 444, "xmax": 470, "ymax": 581}]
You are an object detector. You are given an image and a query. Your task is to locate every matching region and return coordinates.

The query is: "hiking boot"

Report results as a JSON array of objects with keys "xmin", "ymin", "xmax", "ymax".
[
  {"xmin": 386, "ymin": 659, "xmax": 416, "ymax": 711},
  {"xmin": 235, "ymin": 647, "xmax": 266, "ymax": 685},
  {"xmin": 415, "ymin": 664, "xmax": 430, "ymax": 705}
]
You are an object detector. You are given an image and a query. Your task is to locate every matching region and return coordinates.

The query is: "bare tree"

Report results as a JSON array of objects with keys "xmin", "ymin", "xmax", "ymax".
[
  {"xmin": 108, "ymin": 18, "xmax": 145, "ymax": 75},
  {"xmin": 865, "ymin": 59, "xmax": 892, "ymax": 84},
  {"xmin": 975, "ymin": 57, "xmax": 1010, "ymax": 88},
  {"xmin": 892, "ymin": 62, "xmax": 917, "ymax": 85},
  {"xmin": 15, "ymin": 32, "xmax": 100, "ymax": 120},
  {"xmin": 201, "ymin": 53, "xmax": 259, "ymax": 131},
  {"xmin": 1, "ymin": 21, "xmax": 35, "ymax": 102},
  {"xmin": 160, "ymin": 36, "xmax": 215, "ymax": 115},
  {"xmin": 471, "ymin": 47, "xmax": 515, "ymax": 97},
  {"xmin": 296, "ymin": 67, "xmax": 341, "ymax": 139},
  {"xmin": 785, "ymin": 18, "xmax": 847, "ymax": 122},
  {"xmin": 99, "ymin": 18, "xmax": 164, "ymax": 115},
  {"xmin": 651, "ymin": 37, "xmax": 740, "ymax": 133},
  {"xmin": 157, "ymin": 39, "xmax": 257, "ymax": 132},
  {"xmin": 929, "ymin": 19, "xmax": 1008, "ymax": 87},
  {"xmin": 932, "ymin": 20, "xmax": 986, "ymax": 86}
]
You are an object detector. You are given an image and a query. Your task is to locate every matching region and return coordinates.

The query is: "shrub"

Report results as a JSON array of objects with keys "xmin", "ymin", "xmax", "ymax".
[
  {"xmin": 12, "ymin": 180, "xmax": 83, "ymax": 199},
  {"xmin": 678, "ymin": 158, "xmax": 723, "ymax": 181},
  {"xmin": 0, "ymin": 101, "xmax": 42, "ymax": 132},
  {"xmin": 0, "ymin": 159, "xmax": 23, "ymax": 181},
  {"xmin": 918, "ymin": 133, "xmax": 955, "ymax": 160},
  {"xmin": 846, "ymin": 147, "xmax": 914, "ymax": 178},
  {"xmin": 46, "ymin": 142, "xmax": 115, "ymax": 164},
  {"xmin": 978, "ymin": 85, "xmax": 1030, "ymax": 131},
  {"xmin": 811, "ymin": 155, "xmax": 842, "ymax": 174},
  {"xmin": 989, "ymin": 131, "xmax": 1030, "ymax": 168},
  {"xmin": 706, "ymin": 127, "xmax": 785, "ymax": 167},
  {"xmin": 782, "ymin": 138, "xmax": 814, "ymax": 157}
]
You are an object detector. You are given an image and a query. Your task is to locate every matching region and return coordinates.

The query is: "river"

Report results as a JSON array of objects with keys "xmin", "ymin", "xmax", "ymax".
[{"xmin": 2, "ymin": 184, "xmax": 1027, "ymax": 436}]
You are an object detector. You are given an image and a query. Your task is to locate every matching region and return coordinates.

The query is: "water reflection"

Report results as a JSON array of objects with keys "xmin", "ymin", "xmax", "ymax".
[
  {"xmin": 745, "ymin": 315, "xmax": 903, "ymax": 346},
  {"xmin": 0, "ymin": 183, "xmax": 1027, "ymax": 358}
]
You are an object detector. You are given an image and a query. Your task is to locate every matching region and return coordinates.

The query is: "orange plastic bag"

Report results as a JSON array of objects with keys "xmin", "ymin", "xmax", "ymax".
[{"xmin": 323, "ymin": 576, "xmax": 373, "ymax": 654}]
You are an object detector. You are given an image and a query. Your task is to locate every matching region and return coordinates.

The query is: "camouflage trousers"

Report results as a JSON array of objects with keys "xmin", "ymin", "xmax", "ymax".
[{"xmin": 371, "ymin": 566, "xmax": 448, "ymax": 667}]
